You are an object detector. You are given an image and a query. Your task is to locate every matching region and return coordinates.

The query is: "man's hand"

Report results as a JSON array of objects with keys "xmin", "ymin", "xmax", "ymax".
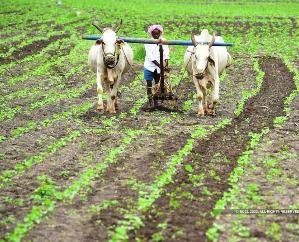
[{"xmin": 158, "ymin": 37, "xmax": 165, "ymax": 44}]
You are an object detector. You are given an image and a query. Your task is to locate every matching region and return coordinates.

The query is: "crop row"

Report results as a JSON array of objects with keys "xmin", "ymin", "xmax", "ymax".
[
  {"xmin": 114, "ymin": 56, "xmax": 296, "ymax": 241},
  {"xmin": 3, "ymin": 128, "xmax": 141, "ymax": 242},
  {"xmin": 209, "ymin": 133, "xmax": 298, "ymax": 241},
  {"xmin": 1, "ymin": 33, "xmax": 89, "ymax": 105},
  {"xmin": 274, "ymin": 57, "xmax": 299, "ymax": 127},
  {"xmin": 2, "ymin": 95, "xmax": 181, "ymax": 240},
  {"xmin": 1, "ymin": 15, "xmax": 83, "ymax": 59},
  {"xmin": 0, "ymin": 19, "xmax": 87, "ymax": 79},
  {"xmin": 0, "ymin": 68, "xmax": 146, "ymax": 189},
  {"xmin": 0, "ymin": 65, "xmax": 192, "ymax": 240},
  {"xmin": 0, "ymin": 77, "xmax": 95, "ymax": 123},
  {"xmin": 206, "ymin": 58, "xmax": 298, "ymax": 241},
  {"xmin": 109, "ymin": 118, "xmax": 231, "ymax": 241},
  {"xmin": 89, "ymin": 59, "xmax": 260, "ymax": 240}
]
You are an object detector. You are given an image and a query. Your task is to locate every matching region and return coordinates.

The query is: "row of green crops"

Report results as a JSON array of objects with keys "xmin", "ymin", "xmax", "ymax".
[
  {"xmin": 1, "ymin": 0, "xmax": 294, "ymax": 126},
  {"xmin": 1, "ymin": 0, "xmax": 298, "ymax": 241},
  {"xmin": 206, "ymin": 54, "xmax": 299, "ymax": 241},
  {"xmin": 107, "ymin": 59, "xmax": 261, "ymax": 241},
  {"xmin": 3, "ymin": 105, "xmax": 185, "ymax": 241},
  {"xmin": 0, "ymin": 64, "xmax": 189, "ymax": 189},
  {"xmin": 0, "ymin": 53, "xmax": 197, "ymax": 239},
  {"xmin": 1, "ymin": 56, "xmax": 255, "ymax": 240}
]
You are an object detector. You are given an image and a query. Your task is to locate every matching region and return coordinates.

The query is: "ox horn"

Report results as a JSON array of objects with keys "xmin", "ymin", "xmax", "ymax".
[
  {"xmin": 92, "ymin": 21, "xmax": 104, "ymax": 33},
  {"xmin": 114, "ymin": 19, "xmax": 123, "ymax": 33},
  {"xmin": 191, "ymin": 32, "xmax": 197, "ymax": 46},
  {"xmin": 209, "ymin": 33, "xmax": 216, "ymax": 48}
]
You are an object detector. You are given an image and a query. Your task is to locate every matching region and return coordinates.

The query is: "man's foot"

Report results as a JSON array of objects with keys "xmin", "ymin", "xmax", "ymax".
[
  {"xmin": 153, "ymin": 98, "xmax": 159, "ymax": 107},
  {"xmin": 146, "ymin": 97, "xmax": 156, "ymax": 110}
]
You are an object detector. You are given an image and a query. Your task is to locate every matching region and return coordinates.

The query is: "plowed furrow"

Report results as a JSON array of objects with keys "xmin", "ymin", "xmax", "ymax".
[{"xmin": 136, "ymin": 57, "xmax": 296, "ymax": 241}]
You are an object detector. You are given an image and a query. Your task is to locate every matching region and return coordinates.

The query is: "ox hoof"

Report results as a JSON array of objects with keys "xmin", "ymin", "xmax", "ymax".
[
  {"xmin": 107, "ymin": 108, "xmax": 116, "ymax": 114},
  {"xmin": 97, "ymin": 105, "xmax": 104, "ymax": 112},
  {"xmin": 197, "ymin": 109, "xmax": 205, "ymax": 116},
  {"xmin": 208, "ymin": 101, "xmax": 217, "ymax": 109},
  {"xmin": 205, "ymin": 108, "xmax": 216, "ymax": 116}
]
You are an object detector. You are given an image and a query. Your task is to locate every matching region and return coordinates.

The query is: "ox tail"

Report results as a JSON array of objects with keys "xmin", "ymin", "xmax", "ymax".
[
  {"xmin": 121, "ymin": 44, "xmax": 134, "ymax": 73},
  {"xmin": 226, "ymin": 52, "xmax": 232, "ymax": 67}
]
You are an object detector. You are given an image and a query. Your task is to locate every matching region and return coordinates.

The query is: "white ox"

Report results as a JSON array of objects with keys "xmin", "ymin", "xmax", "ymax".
[
  {"xmin": 184, "ymin": 29, "xmax": 231, "ymax": 116},
  {"xmin": 88, "ymin": 20, "xmax": 133, "ymax": 113}
]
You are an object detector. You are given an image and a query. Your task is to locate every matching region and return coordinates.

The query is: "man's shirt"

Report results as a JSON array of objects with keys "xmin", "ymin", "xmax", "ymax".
[{"xmin": 144, "ymin": 40, "xmax": 169, "ymax": 73}]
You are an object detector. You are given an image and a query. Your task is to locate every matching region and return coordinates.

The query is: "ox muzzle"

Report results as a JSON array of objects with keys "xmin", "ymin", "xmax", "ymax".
[{"xmin": 104, "ymin": 53, "xmax": 116, "ymax": 66}]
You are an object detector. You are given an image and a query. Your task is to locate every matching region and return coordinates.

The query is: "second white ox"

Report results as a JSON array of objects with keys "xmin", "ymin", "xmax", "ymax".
[
  {"xmin": 184, "ymin": 29, "xmax": 231, "ymax": 116},
  {"xmin": 88, "ymin": 20, "xmax": 133, "ymax": 113}
]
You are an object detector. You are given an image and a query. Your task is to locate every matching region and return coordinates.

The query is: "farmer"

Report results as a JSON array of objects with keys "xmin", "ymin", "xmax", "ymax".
[{"xmin": 144, "ymin": 24, "xmax": 170, "ymax": 108}]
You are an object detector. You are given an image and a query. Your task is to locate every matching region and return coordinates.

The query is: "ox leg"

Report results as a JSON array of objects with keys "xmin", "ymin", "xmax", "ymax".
[
  {"xmin": 102, "ymin": 81, "xmax": 110, "ymax": 112},
  {"xmin": 115, "ymin": 97, "xmax": 119, "ymax": 110},
  {"xmin": 106, "ymin": 85, "xmax": 113, "ymax": 113},
  {"xmin": 108, "ymin": 77, "xmax": 121, "ymax": 113},
  {"xmin": 96, "ymin": 68, "xmax": 104, "ymax": 111},
  {"xmin": 203, "ymin": 87, "xmax": 208, "ymax": 115},
  {"xmin": 194, "ymin": 78, "xmax": 205, "ymax": 116}
]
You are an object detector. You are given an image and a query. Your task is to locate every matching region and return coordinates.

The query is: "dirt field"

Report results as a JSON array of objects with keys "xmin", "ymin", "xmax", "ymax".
[{"xmin": 0, "ymin": 1, "xmax": 298, "ymax": 241}]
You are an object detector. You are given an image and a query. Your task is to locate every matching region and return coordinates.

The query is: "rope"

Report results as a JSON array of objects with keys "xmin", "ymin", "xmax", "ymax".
[
  {"xmin": 177, "ymin": 53, "xmax": 192, "ymax": 84},
  {"xmin": 121, "ymin": 48, "xmax": 144, "ymax": 82}
]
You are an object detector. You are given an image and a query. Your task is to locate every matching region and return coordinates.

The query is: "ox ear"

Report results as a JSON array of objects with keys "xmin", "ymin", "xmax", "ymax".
[
  {"xmin": 191, "ymin": 32, "xmax": 197, "ymax": 46},
  {"xmin": 209, "ymin": 33, "xmax": 216, "ymax": 48}
]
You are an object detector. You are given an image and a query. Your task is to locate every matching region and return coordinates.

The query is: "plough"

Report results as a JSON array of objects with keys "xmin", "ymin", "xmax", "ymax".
[{"xmin": 83, "ymin": 35, "xmax": 232, "ymax": 110}]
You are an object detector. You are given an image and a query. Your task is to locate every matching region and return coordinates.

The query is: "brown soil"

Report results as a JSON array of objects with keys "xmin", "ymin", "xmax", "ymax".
[
  {"xmin": 163, "ymin": 16, "xmax": 296, "ymax": 36},
  {"xmin": 0, "ymin": 11, "xmax": 23, "ymax": 15},
  {"xmin": 0, "ymin": 17, "xmax": 297, "ymax": 241},
  {"xmin": 134, "ymin": 57, "xmax": 296, "ymax": 241},
  {"xmin": 10, "ymin": 56, "xmax": 267, "ymax": 242},
  {"xmin": 217, "ymin": 94, "xmax": 299, "ymax": 241},
  {"xmin": 0, "ymin": 33, "xmax": 70, "ymax": 65}
]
